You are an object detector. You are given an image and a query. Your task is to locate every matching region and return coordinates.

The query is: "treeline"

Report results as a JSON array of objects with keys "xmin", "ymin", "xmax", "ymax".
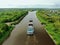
[
  {"xmin": 0, "ymin": 10, "xmax": 28, "ymax": 23},
  {"xmin": 36, "ymin": 9, "xmax": 60, "ymax": 45},
  {"xmin": 0, "ymin": 9, "xmax": 28, "ymax": 44}
]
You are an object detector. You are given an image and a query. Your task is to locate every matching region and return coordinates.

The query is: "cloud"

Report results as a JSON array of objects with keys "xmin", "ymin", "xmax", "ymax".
[{"xmin": 0, "ymin": 0, "xmax": 60, "ymax": 8}]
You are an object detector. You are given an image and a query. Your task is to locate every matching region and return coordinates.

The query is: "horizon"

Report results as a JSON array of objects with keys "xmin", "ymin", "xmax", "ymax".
[{"xmin": 0, "ymin": 0, "xmax": 60, "ymax": 8}]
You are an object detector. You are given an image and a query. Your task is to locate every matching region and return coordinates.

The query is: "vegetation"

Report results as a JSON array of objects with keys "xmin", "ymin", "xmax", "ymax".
[
  {"xmin": 0, "ymin": 9, "xmax": 28, "ymax": 44},
  {"xmin": 36, "ymin": 9, "xmax": 60, "ymax": 45}
]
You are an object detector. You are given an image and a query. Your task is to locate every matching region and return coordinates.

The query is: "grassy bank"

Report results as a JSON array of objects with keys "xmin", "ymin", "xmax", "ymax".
[
  {"xmin": 0, "ymin": 25, "xmax": 13, "ymax": 44},
  {"xmin": 0, "ymin": 9, "xmax": 28, "ymax": 44},
  {"xmin": 36, "ymin": 9, "xmax": 60, "ymax": 45}
]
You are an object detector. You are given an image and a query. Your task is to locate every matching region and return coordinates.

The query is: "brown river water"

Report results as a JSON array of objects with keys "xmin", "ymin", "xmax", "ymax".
[{"xmin": 2, "ymin": 11, "xmax": 55, "ymax": 45}]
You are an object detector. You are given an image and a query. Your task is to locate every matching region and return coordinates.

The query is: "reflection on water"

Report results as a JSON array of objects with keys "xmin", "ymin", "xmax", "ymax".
[{"xmin": 3, "ymin": 11, "xmax": 55, "ymax": 45}]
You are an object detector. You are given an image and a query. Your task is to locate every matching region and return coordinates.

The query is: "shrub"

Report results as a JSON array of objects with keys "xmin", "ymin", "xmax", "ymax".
[{"xmin": 0, "ymin": 23, "xmax": 9, "ymax": 31}]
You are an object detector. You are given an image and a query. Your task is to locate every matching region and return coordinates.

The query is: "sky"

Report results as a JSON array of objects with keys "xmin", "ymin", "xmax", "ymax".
[{"xmin": 0, "ymin": 0, "xmax": 60, "ymax": 8}]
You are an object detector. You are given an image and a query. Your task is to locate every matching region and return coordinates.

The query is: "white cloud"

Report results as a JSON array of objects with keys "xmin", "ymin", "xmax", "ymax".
[{"xmin": 0, "ymin": 0, "xmax": 60, "ymax": 8}]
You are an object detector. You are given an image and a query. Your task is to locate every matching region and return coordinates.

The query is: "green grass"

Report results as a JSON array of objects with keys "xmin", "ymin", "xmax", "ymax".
[
  {"xmin": 0, "ymin": 31, "xmax": 11, "ymax": 44},
  {"xmin": 36, "ymin": 10, "xmax": 60, "ymax": 45},
  {"xmin": 0, "ymin": 24, "xmax": 14, "ymax": 44}
]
